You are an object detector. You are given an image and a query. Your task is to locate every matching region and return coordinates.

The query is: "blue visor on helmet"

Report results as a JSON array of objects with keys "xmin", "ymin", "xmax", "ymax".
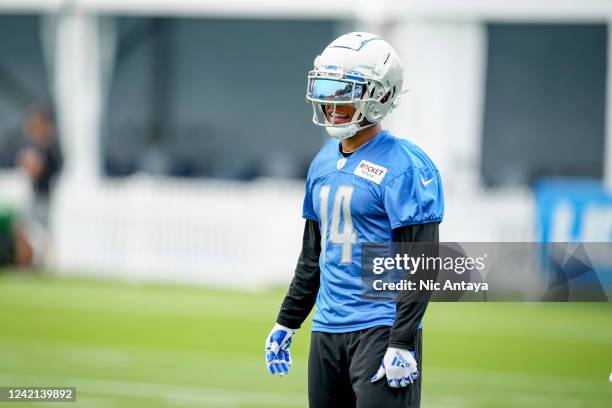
[{"xmin": 308, "ymin": 79, "xmax": 364, "ymax": 102}]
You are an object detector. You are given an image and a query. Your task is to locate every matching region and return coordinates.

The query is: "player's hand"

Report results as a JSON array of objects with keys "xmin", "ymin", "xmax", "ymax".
[
  {"xmin": 370, "ymin": 347, "xmax": 419, "ymax": 388},
  {"xmin": 265, "ymin": 323, "xmax": 296, "ymax": 376}
]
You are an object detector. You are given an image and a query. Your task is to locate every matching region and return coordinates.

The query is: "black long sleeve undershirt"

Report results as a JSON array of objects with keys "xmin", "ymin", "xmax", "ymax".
[
  {"xmin": 276, "ymin": 219, "xmax": 439, "ymax": 350},
  {"xmin": 276, "ymin": 219, "xmax": 321, "ymax": 329},
  {"xmin": 388, "ymin": 222, "xmax": 440, "ymax": 349}
]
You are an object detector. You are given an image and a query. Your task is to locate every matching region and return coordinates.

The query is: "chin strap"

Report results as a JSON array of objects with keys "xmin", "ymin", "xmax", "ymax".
[{"xmin": 325, "ymin": 122, "xmax": 375, "ymax": 140}]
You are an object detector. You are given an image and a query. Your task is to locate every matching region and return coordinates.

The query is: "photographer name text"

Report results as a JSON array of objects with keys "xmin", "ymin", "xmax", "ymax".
[{"xmin": 372, "ymin": 279, "xmax": 488, "ymax": 293}]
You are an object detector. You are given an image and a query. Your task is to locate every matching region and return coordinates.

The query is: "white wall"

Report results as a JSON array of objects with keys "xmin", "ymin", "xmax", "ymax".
[{"xmin": 384, "ymin": 20, "xmax": 534, "ymax": 242}]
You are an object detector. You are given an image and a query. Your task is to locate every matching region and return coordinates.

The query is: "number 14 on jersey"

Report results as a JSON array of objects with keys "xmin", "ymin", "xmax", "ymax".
[{"xmin": 319, "ymin": 185, "xmax": 357, "ymax": 264}]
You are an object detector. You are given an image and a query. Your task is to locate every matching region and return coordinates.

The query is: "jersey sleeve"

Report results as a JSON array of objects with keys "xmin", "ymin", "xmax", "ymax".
[
  {"xmin": 302, "ymin": 175, "xmax": 318, "ymax": 221},
  {"xmin": 302, "ymin": 175, "xmax": 317, "ymax": 221},
  {"xmin": 382, "ymin": 167, "xmax": 444, "ymax": 228}
]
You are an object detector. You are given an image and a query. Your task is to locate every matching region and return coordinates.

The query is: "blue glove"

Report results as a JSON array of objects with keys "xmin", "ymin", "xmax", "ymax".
[
  {"xmin": 265, "ymin": 323, "xmax": 296, "ymax": 376},
  {"xmin": 370, "ymin": 347, "xmax": 419, "ymax": 388}
]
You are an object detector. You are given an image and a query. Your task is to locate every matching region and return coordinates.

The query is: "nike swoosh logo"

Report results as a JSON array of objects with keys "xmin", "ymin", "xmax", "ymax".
[{"xmin": 421, "ymin": 177, "xmax": 435, "ymax": 186}]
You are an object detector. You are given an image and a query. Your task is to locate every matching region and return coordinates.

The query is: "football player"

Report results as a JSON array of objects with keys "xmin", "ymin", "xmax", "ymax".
[{"xmin": 265, "ymin": 32, "xmax": 444, "ymax": 408}]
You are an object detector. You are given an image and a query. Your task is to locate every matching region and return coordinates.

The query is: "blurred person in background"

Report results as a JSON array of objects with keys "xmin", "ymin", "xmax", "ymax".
[
  {"xmin": 15, "ymin": 105, "xmax": 62, "ymax": 266},
  {"xmin": 16, "ymin": 105, "xmax": 62, "ymax": 227},
  {"xmin": 265, "ymin": 32, "xmax": 443, "ymax": 408}
]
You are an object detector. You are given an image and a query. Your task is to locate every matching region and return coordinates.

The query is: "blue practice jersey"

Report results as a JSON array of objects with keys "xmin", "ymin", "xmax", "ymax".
[{"xmin": 303, "ymin": 130, "xmax": 444, "ymax": 332}]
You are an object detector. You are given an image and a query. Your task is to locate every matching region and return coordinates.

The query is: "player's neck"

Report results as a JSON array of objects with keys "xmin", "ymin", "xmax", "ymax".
[{"xmin": 340, "ymin": 124, "xmax": 383, "ymax": 154}]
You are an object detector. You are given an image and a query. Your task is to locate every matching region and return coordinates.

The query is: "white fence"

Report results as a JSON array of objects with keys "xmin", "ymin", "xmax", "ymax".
[
  {"xmin": 51, "ymin": 179, "xmax": 534, "ymax": 287},
  {"xmin": 50, "ymin": 175, "xmax": 305, "ymax": 288},
  {"xmin": 0, "ymin": 170, "xmax": 537, "ymax": 287}
]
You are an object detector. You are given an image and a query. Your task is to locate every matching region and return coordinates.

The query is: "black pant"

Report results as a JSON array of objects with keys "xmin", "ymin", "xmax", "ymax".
[{"xmin": 308, "ymin": 326, "xmax": 422, "ymax": 408}]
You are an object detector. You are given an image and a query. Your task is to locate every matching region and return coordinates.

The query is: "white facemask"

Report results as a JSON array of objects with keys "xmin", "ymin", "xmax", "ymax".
[
  {"xmin": 325, "ymin": 122, "xmax": 375, "ymax": 140},
  {"xmin": 325, "ymin": 124, "xmax": 359, "ymax": 140}
]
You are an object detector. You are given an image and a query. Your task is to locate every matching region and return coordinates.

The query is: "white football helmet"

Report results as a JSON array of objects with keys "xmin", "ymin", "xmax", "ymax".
[{"xmin": 306, "ymin": 32, "xmax": 404, "ymax": 140}]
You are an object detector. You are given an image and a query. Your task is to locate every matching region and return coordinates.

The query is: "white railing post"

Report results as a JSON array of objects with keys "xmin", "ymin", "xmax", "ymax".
[
  {"xmin": 54, "ymin": 7, "xmax": 102, "ymax": 188},
  {"xmin": 605, "ymin": 20, "xmax": 612, "ymax": 190}
]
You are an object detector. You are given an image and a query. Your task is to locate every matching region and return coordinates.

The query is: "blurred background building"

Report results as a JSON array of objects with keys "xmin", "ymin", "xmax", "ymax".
[{"xmin": 0, "ymin": 0, "xmax": 610, "ymax": 286}]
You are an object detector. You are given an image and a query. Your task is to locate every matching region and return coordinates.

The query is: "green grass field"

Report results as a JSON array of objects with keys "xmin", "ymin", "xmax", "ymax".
[{"xmin": 0, "ymin": 271, "xmax": 611, "ymax": 407}]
